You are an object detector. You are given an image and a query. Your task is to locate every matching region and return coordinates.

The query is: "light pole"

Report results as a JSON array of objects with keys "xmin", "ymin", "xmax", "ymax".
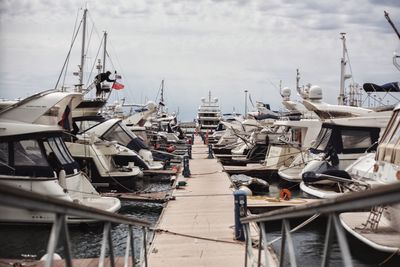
[{"xmin": 244, "ymin": 90, "xmax": 248, "ymax": 118}]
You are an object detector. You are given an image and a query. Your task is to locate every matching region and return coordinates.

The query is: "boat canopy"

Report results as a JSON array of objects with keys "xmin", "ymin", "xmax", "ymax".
[
  {"xmin": 0, "ymin": 134, "xmax": 79, "ymax": 178},
  {"xmin": 310, "ymin": 123, "xmax": 380, "ymax": 155},
  {"xmin": 363, "ymin": 82, "xmax": 400, "ymax": 93}
]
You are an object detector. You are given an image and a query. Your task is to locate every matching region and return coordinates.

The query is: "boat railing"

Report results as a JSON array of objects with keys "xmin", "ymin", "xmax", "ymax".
[
  {"xmin": 240, "ymin": 182, "xmax": 400, "ymax": 267},
  {"xmin": 0, "ymin": 183, "xmax": 152, "ymax": 267}
]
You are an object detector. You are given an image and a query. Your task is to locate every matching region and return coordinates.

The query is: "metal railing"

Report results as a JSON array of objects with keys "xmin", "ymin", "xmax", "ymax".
[
  {"xmin": 240, "ymin": 182, "xmax": 400, "ymax": 267},
  {"xmin": 0, "ymin": 184, "xmax": 152, "ymax": 267}
]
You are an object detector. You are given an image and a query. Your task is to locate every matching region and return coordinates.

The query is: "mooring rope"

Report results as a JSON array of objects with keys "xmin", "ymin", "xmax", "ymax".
[{"xmin": 152, "ymin": 228, "xmax": 242, "ymax": 245}]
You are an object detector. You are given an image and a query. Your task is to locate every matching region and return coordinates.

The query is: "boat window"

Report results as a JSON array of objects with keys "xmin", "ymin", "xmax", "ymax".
[
  {"xmin": 341, "ymin": 130, "xmax": 371, "ymax": 149},
  {"xmin": 76, "ymin": 120, "xmax": 101, "ymax": 133},
  {"xmin": 380, "ymin": 111, "xmax": 400, "ymax": 145},
  {"xmin": 103, "ymin": 123, "xmax": 132, "ymax": 146},
  {"xmin": 313, "ymin": 128, "xmax": 332, "ymax": 151},
  {"xmin": 56, "ymin": 137, "xmax": 76, "ymax": 163},
  {"xmin": 0, "ymin": 142, "xmax": 8, "ymax": 165},
  {"xmin": 388, "ymin": 121, "xmax": 400, "ymax": 145},
  {"xmin": 14, "ymin": 140, "xmax": 48, "ymax": 166},
  {"xmin": 44, "ymin": 138, "xmax": 68, "ymax": 165}
]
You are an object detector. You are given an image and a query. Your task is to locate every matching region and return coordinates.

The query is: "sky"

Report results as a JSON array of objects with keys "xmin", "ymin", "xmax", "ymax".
[{"xmin": 0, "ymin": 0, "xmax": 399, "ymax": 121}]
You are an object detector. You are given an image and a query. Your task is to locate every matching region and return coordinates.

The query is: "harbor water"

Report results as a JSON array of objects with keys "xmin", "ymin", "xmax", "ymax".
[{"xmin": 0, "ymin": 177, "xmax": 169, "ymax": 260}]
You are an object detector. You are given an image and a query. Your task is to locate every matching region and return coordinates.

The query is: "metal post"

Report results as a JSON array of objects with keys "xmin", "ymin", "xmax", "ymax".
[
  {"xmin": 188, "ymin": 145, "xmax": 192, "ymax": 159},
  {"xmin": 183, "ymin": 155, "xmax": 191, "ymax": 177},
  {"xmin": 99, "ymin": 222, "xmax": 112, "ymax": 267},
  {"xmin": 208, "ymin": 144, "xmax": 214, "ymax": 159},
  {"xmin": 257, "ymin": 225, "xmax": 262, "ymax": 267},
  {"xmin": 107, "ymin": 223, "xmax": 115, "ymax": 267},
  {"xmin": 234, "ymin": 190, "xmax": 247, "ymax": 240},
  {"xmin": 130, "ymin": 225, "xmax": 136, "ymax": 267},
  {"xmin": 45, "ymin": 214, "xmax": 64, "ymax": 267},
  {"xmin": 261, "ymin": 223, "xmax": 271, "ymax": 267},
  {"xmin": 61, "ymin": 215, "xmax": 73, "ymax": 267},
  {"xmin": 321, "ymin": 214, "xmax": 334, "ymax": 267},
  {"xmin": 124, "ymin": 228, "xmax": 131, "ymax": 267},
  {"xmin": 283, "ymin": 219, "xmax": 297, "ymax": 267},
  {"xmin": 332, "ymin": 214, "xmax": 353, "ymax": 267},
  {"xmin": 143, "ymin": 227, "xmax": 148, "ymax": 267},
  {"xmin": 279, "ymin": 220, "xmax": 286, "ymax": 267}
]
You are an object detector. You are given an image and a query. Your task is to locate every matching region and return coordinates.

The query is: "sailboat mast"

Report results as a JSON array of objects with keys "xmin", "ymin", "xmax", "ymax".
[
  {"xmin": 338, "ymin": 32, "xmax": 346, "ymax": 105},
  {"xmin": 161, "ymin": 80, "xmax": 165, "ymax": 104},
  {"xmin": 79, "ymin": 8, "xmax": 87, "ymax": 90},
  {"xmin": 102, "ymin": 31, "xmax": 107, "ymax": 73}
]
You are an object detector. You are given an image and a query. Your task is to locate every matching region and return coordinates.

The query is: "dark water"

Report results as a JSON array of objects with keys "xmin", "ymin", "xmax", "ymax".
[
  {"xmin": 0, "ymin": 177, "xmax": 169, "ymax": 260},
  {"xmin": 259, "ymin": 178, "xmax": 400, "ymax": 267}
]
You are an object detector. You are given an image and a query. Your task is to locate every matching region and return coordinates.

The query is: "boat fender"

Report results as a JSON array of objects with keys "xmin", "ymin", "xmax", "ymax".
[
  {"xmin": 280, "ymin": 188, "xmax": 292, "ymax": 200},
  {"xmin": 58, "ymin": 169, "xmax": 67, "ymax": 190}
]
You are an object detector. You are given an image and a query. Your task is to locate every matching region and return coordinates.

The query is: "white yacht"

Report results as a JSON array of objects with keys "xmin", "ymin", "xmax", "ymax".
[
  {"xmin": 0, "ymin": 91, "xmax": 121, "ymax": 223},
  {"xmin": 83, "ymin": 118, "xmax": 164, "ymax": 170},
  {"xmin": 340, "ymin": 103, "xmax": 400, "ymax": 254},
  {"xmin": 299, "ymin": 110, "xmax": 391, "ymax": 198},
  {"xmin": 197, "ymin": 91, "xmax": 222, "ymax": 133}
]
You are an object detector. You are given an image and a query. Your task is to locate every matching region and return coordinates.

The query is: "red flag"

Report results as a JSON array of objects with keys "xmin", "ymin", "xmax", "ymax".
[{"xmin": 112, "ymin": 82, "xmax": 125, "ymax": 90}]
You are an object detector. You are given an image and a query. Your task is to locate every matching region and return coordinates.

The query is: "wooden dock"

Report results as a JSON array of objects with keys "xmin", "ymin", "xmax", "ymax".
[{"xmin": 148, "ymin": 137, "xmax": 277, "ymax": 266}]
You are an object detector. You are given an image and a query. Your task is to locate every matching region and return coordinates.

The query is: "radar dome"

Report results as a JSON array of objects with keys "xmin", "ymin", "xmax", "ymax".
[
  {"xmin": 146, "ymin": 101, "xmax": 157, "ymax": 111},
  {"xmin": 214, "ymin": 97, "xmax": 219, "ymax": 102},
  {"xmin": 309, "ymin": 85, "xmax": 323, "ymax": 100},
  {"xmin": 281, "ymin": 87, "xmax": 291, "ymax": 98}
]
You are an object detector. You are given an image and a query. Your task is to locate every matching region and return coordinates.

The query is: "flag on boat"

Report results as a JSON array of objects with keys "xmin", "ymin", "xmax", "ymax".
[
  {"xmin": 58, "ymin": 99, "xmax": 73, "ymax": 131},
  {"xmin": 112, "ymin": 82, "xmax": 125, "ymax": 90}
]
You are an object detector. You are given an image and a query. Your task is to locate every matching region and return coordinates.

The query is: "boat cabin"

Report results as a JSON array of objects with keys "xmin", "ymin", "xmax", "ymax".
[
  {"xmin": 310, "ymin": 123, "xmax": 380, "ymax": 155},
  {"xmin": 0, "ymin": 123, "xmax": 79, "ymax": 178}
]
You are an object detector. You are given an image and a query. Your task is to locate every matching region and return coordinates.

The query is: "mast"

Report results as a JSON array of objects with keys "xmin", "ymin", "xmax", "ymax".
[
  {"xmin": 338, "ymin": 32, "xmax": 346, "ymax": 105},
  {"xmin": 208, "ymin": 90, "xmax": 211, "ymax": 103},
  {"xmin": 79, "ymin": 8, "xmax": 87, "ymax": 91},
  {"xmin": 296, "ymin": 69, "xmax": 300, "ymax": 94},
  {"xmin": 102, "ymin": 31, "xmax": 107, "ymax": 73},
  {"xmin": 244, "ymin": 90, "xmax": 248, "ymax": 118}
]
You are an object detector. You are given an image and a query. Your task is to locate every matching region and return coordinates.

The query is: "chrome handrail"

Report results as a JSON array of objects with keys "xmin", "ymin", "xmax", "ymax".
[
  {"xmin": 0, "ymin": 184, "xmax": 151, "ymax": 267},
  {"xmin": 240, "ymin": 183, "xmax": 400, "ymax": 267}
]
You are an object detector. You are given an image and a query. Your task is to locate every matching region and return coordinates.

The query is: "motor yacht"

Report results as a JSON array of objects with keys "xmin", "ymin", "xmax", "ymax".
[
  {"xmin": 340, "ymin": 103, "xmax": 400, "ymax": 254},
  {"xmin": 0, "ymin": 91, "xmax": 121, "ymax": 223}
]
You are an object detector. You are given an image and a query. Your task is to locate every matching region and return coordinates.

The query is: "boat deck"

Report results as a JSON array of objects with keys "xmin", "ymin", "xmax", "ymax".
[
  {"xmin": 148, "ymin": 136, "xmax": 276, "ymax": 266},
  {"xmin": 340, "ymin": 212, "xmax": 400, "ymax": 253}
]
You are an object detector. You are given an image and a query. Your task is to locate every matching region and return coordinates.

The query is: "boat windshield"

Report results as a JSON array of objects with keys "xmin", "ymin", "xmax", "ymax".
[
  {"xmin": 312, "ymin": 127, "xmax": 332, "ymax": 152},
  {"xmin": 43, "ymin": 137, "xmax": 78, "ymax": 175},
  {"xmin": 103, "ymin": 122, "xmax": 149, "ymax": 151},
  {"xmin": 0, "ymin": 139, "xmax": 54, "ymax": 177},
  {"xmin": 103, "ymin": 122, "xmax": 135, "ymax": 146}
]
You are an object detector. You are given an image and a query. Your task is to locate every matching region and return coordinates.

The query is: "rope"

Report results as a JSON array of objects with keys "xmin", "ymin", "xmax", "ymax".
[
  {"xmin": 190, "ymin": 171, "xmax": 221, "ymax": 176},
  {"xmin": 267, "ymin": 213, "xmax": 321, "ymax": 245},
  {"xmin": 153, "ymin": 229, "xmax": 242, "ymax": 245},
  {"xmin": 379, "ymin": 249, "xmax": 400, "ymax": 265}
]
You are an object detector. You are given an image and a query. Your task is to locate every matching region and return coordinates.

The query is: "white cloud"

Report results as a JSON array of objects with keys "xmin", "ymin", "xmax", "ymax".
[{"xmin": 0, "ymin": 0, "xmax": 399, "ymax": 120}]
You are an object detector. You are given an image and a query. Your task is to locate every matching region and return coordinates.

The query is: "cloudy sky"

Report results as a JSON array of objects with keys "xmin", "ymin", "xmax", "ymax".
[{"xmin": 1, "ymin": 0, "xmax": 399, "ymax": 120}]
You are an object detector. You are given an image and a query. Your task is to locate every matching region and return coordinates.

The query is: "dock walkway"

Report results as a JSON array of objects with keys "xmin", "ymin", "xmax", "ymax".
[{"xmin": 148, "ymin": 137, "xmax": 246, "ymax": 266}]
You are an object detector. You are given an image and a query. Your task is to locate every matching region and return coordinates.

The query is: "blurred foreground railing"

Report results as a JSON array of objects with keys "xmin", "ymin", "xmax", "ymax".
[
  {"xmin": 0, "ymin": 184, "xmax": 152, "ymax": 267},
  {"xmin": 240, "ymin": 182, "xmax": 400, "ymax": 267}
]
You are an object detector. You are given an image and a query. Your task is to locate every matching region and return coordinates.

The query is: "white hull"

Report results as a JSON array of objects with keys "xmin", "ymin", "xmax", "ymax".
[
  {"xmin": 340, "ymin": 212, "xmax": 400, "ymax": 253},
  {"xmin": 0, "ymin": 174, "xmax": 121, "ymax": 224}
]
